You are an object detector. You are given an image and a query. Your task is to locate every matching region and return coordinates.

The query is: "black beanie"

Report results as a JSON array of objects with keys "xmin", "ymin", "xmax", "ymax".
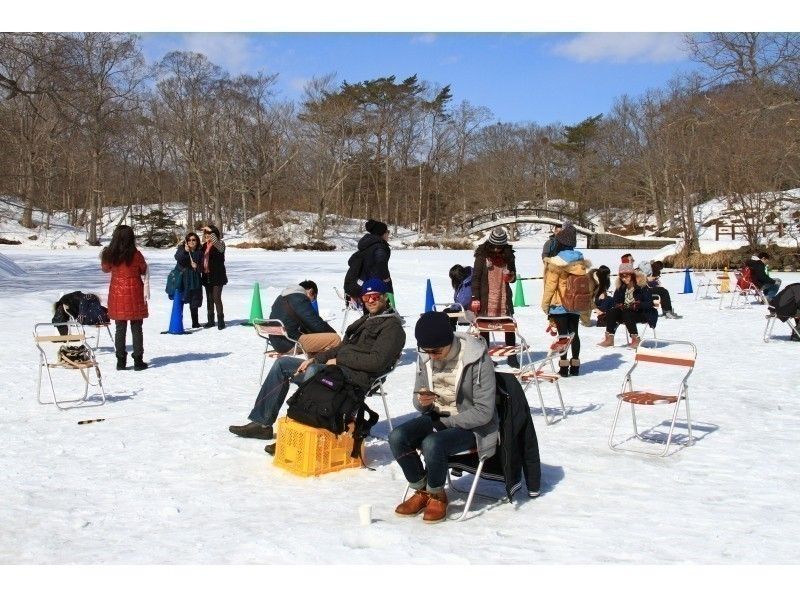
[
  {"xmin": 365, "ymin": 219, "xmax": 388, "ymax": 236},
  {"xmin": 415, "ymin": 311, "xmax": 455, "ymax": 349}
]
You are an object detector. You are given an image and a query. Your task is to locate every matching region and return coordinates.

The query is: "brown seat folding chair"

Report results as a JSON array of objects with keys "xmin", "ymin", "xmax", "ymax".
[
  {"xmin": 253, "ymin": 319, "xmax": 307, "ymax": 384},
  {"xmin": 63, "ymin": 305, "xmax": 113, "ymax": 351},
  {"xmin": 34, "ymin": 321, "xmax": 106, "ymax": 410},
  {"xmin": 609, "ymin": 338, "xmax": 697, "ymax": 457},
  {"xmin": 518, "ymin": 333, "xmax": 572, "ymax": 425},
  {"xmin": 467, "ymin": 316, "xmax": 531, "ymax": 372}
]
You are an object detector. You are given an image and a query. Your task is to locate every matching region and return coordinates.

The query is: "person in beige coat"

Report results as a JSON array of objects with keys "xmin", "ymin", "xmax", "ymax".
[{"xmin": 540, "ymin": 223, "xmax": 593, "ymax": 376}]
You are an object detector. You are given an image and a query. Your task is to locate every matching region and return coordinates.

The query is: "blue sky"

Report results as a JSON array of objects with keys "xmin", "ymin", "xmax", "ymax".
[{"xmin": 138, "ymin": 32, "xmax": 695, "ymax": 125}]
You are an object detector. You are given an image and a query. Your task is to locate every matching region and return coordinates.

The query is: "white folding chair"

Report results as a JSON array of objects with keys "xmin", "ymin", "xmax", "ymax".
[
  {"xmin": 518, "ymin": 333, "xmax": 572, "ymax": 425},
  {"xmin": 468, "ymin": 316, "xmax": 531, "ymax": 372},
  {"xmin": 694, "ymin": 271, "xmax": 721, "ymax": 300},
  {"xmin": 764, "ymin": 308, "xmax": 800, "ymax": 343},
  {"xmin": 432, "ymin": 302, "xmax": 475, "ymax": 329},
  {"xmin": 334, "ymin": 287, "xmax": 363, "ymax": 335},
  {"xmin": 34, "ymin": 321, "xmax": 106, "ymax": 410},
  {"xmin": 726, "ymin": 270, "xmax": 768, "ymax": 309},
  {"xmin": 63, "ymin": 305, "xmax": 113, "ymax": 350},
  {"xmin": 609, "ymin": 338, "xmax": 697, "ymax": 457},
  {"xmin": 364, "ymin": 372, "xmax": 393, "ymax": 432},
  {"xmin": 254, "ymin": 319, "xmax": 307, "ymax": 384}
]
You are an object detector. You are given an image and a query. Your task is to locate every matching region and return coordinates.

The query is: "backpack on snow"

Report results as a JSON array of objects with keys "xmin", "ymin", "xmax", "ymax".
[
  {"xmin": 343, "ymin": 250, "xmax": 365, "ymax": 298},
  {"xmin": 286, "ymin": 365, "xmax": 379, "ymax": 458},
  {"xmin": 561, "ymin": 273, "xmax": 593, "ymax": 313}
]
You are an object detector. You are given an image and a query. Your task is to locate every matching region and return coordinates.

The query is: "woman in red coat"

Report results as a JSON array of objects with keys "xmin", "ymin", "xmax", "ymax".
[{"xmin": 101, "ymin": 225, "xmax": 149, "ymax": 371}]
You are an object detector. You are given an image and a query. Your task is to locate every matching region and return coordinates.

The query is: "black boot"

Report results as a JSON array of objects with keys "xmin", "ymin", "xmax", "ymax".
[
  {"xmin": 203, "ymin": 319, "xmax": 215, "ymax": 329},
  {"xmin": 569, "ymin": 358, "xmax": 580, "ymax": 376},
  {"xmin": 217, "ymin": 318, "xmax": 226, "ymax": 330},
  {"xmin": 133, "ymin": 357, "xmax": 148, "ymax": 371},
  {"xmin": 116, "ymin": 353, "xmax": 127, "ymax": 371},
  {"xmin": 559, "ymin": 359, "xmax": 569, "ymax": 377}
]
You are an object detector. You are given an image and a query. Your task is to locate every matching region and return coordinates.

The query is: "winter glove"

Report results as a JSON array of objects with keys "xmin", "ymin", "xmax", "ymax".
[{"xmin": 470, "ymin": 299, "xmax": 481, "ymax": 313}]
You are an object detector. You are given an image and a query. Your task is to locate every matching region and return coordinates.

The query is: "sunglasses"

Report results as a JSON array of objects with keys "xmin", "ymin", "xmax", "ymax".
[
  {"xmin": 361, "ymin": 292, "xmax": 383, "ymax": 303},
  {"xmin": 418, "ymin": 346, "xmax": 448, "ymax": 355}
]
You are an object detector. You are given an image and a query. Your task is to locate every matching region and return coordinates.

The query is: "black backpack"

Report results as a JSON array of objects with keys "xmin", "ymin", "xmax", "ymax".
[
  {"xmin": 77, "ymin": 293, "xmax": 110, "ymax": 326},
  {"xmin": 343, "ymin": 250, "xmax": 365, "ymax": 298},
  {"xmin": 286, "ymin": 365, "xmax": 379, "ymax": 458}
]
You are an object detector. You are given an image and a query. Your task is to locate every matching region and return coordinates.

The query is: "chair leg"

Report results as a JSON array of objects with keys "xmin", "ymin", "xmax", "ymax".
[{"xmin": 378, "ymin": 383, "xmax": 392, "ymax": 431}]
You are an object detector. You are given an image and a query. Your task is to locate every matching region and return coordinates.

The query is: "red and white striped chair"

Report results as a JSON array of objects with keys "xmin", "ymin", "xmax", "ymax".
[
  {"xmin": 518, "ymin": 333, "xmax": 572, "ymax": 425},
  {"xmin": 468, "ymin": 316, "xmax": 531, "ymax": 372},
  {"xmin": 609, "ymin": 338, "xmax": 697, "ymax": 457}
]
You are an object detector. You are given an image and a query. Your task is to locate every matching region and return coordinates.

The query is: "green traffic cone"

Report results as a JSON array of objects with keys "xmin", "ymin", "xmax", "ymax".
[
  {"xmin": 386, "ymin": 292, "xmax": 397, "ymax": 310},
  {"xmin": 243, "ymin": 282, "xmax": 264, "ymax": 326},
  {"xmin": 513, "ymin": 277, "xmax": 528, "ymax": 307}
]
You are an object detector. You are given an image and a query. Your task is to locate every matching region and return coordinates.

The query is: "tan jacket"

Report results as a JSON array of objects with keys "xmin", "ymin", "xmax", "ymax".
[{"xmin": 541, "ymin": 254, "xmax": 593, "ymax": 326}]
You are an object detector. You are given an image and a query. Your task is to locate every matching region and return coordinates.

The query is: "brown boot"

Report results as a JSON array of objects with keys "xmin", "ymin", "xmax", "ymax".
[
  {"xmin": 422, "ymin": 490, "xmax": 449, "ymax": 524},
  {"xmin": 628, "ymin": 334, "xmax": 641, "ymax": 349},
  {"xmin": 395, "ymin": 490, "xmax": 430, "ymax": 517},
  {"xmin": 597, "ymin": 332, "xmax": 615, "ymax": 347}
]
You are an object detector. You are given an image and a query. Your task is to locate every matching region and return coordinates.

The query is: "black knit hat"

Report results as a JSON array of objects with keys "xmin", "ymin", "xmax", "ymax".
[
  {"xmin": 488, "ymin": 226, "xmax": 508, "ymax": 245},
  {"xmin": 554, "ymin": 222, "xmax": 577, "ymax": 248},
  {"xmin": 415, "ymin": 311, "xmax": 454, "ymax": 349},
  {"xmin": 365, "ymin": 219, "xmax": 388, "ymax": 236}
]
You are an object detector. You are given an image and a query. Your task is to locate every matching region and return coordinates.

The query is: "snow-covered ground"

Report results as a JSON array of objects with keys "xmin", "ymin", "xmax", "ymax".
[{"xmin": 2, "ymin": 244, "xmax": 799, "ymax": 569}]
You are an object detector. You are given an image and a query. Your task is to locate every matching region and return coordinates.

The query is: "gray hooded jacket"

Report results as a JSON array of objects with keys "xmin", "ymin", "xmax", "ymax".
[{"xmin": 413, "ymin": 332, "xmax": 499, "ymax": 459}]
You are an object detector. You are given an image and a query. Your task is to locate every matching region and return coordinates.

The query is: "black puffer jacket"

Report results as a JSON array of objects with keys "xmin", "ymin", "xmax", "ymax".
[
  {"xmin": 356, "ymin": 233, "xmax": 392, "ymax": 291},
  {"xmin": 314, "ymin": 307, "xmax": 405, "ymax": 391},
  {"xmin": 745, "ymin": 257, "xmax": 775, "ymax": 287},
  {"xmin": 770, "ymin": 283, "xmax": 800, "ymax": 321}
]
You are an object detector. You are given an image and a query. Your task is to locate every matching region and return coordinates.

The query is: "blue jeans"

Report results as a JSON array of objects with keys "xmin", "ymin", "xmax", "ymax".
[
  {"xmin": 762, "ymin": 281, "xmax": 781, "ymax": 301},
  {"xmin": 248, "ymin": 357, "xmax": 323, "ymax": 426},
  {"xmin": 388, "ymin": 415, "xmax": 476, "ymax": 492}
]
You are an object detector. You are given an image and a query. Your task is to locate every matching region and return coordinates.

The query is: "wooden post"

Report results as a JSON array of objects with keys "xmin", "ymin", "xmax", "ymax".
[{"xmin": 715, "ymin": 222, "xmax": 720, "ymax": 241}]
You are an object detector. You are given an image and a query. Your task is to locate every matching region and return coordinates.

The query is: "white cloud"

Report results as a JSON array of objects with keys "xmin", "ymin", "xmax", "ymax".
[
  {"xmin": 552, "ymin": 33, "xmax": 688, "ymax": 64},
  {"xmin": 410, "ymin": 33, "xmax": 438, "ymax": 45},
  {"xmin": 177, "ymin": 33, "xmax": 254, "ymax": 73}
]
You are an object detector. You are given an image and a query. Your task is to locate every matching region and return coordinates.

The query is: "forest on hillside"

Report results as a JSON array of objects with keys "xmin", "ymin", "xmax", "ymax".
[{"xmin": 1, "ymin": 33, "xmax": 798, "ymax": 253}]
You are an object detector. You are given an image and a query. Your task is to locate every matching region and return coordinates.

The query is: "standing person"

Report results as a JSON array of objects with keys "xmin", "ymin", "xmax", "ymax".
[
  {"xmin": 389, "ymin": 311, "xmax": 498, "ymax": 524},
  {"xmin": 174, "ymin": 232, "xmax": 203, "ymax": 328},
  {"xmin": 541, "ymin": 223, "xmax": 591, "ymax": 376},
  {"xmin": 201, "ymin": 224, "xmax": 228, "ymax": 329},
  {"xmin": 541, "ymin": 223, "xmax": 562, "ymax": 260},
  {"xmin": 470, "ymin": 226, "xmax": 518, "ymax": 367},
  {"xmin": 100, "ymin": 225, "xmax": 149, "ymax": 371},
  {"xmin": 598, "ymin": 263, "xmax": 657, "ymax": 349}
]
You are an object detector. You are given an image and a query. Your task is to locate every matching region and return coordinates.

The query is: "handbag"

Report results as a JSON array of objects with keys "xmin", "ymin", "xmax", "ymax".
[{"xmin": 165, "ymin": 267, "xmax": 184, "ymax": 299}]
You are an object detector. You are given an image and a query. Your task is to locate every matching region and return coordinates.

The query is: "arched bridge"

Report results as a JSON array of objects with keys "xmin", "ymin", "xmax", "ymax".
[{"xmin": 460, "ymin": 208, "xmax": 596, "ymax": 237}]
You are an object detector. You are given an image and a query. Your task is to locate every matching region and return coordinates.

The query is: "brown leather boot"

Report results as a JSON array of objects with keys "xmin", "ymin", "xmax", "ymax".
[
  {"xmin": 422, "ymin": 490, "xmax": 449, "ymax": 524},
  {"xmin": 395, "ymin": 490, "xmax": 430, "ymax": 517},
  {"xmin": 628, "ymin": 334, "xmax": 641, "ymax": 349},
  {"xmin": 597, "ymin": 332, "xmax": 615, "ymax": 347}
]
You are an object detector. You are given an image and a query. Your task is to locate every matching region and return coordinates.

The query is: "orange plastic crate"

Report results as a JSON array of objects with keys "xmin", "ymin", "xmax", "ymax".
[{"xmin": 272, "ymin": 417, "xmax": 361, "ymax": 477}]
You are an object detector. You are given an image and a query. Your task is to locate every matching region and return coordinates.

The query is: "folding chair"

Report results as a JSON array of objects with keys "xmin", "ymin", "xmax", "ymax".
[
  {"xmin": 364, "ymin": 371, "xmax": 393, "ymax": 432},
  {"xmin": 694, "ymin": 271, "xmax": 721, "ymax": 300},
  {"xmin": 764, "ymin": 308, "xmax": 800, "ymax": 343},
  {"xmin": 726, "ymin": 270, "xmax": 767, "ymax": 309},
  {"xmin": 34, "ymin": 321, "xmax": 106, "ymax": 410},
  {"xmin": 432, "ymin": 302, "xmax": 475, "ymax": 328},
  {"xmin": 468, "ymin": 316, "xmax": 531, "ymax": 371},
  {"xmin": 63, "ymin": 305, "xmax": 113, "ymax": 350},
  {"xmin": 334, "ymin": 287, "xmax": 363, "ymax": 335},
  {"xmin": 518, "ymin": 333, "xmax": 572, "ymax": 425},
  {"xmin": 253, "ymin": 319, "xmax": 307, "ymax": 384},
  {"xmin": 609, "ymin": 338, "xmax": 696, "ymax": 457}
]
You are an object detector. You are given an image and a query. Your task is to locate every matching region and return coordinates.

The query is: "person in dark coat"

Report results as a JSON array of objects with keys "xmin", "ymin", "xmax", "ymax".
[
  {"xmin": 769, "ymin": 282, "xmax": 800, "ymax": 341},
  {"xmin": 590, "ymin": 265, "xmax": 614, "ymax": 327},
  {"xmin": 268, "ymin": 280, "xmax": 340, "ymax": 355},
  {"xmin": 200, "ymin": 223, "xmax": 228, "ymax": 329},
  {"xmin": 470, "ymin": 226, "xmax": 518, "ymax": 367},
  {"xmin": 357, "ymin": 219, "xmax": 393, "ymax": 293},
  {"xmin": 229, "ymin": 278, "xmax": 406, "ymax": 443},
  {"xmin": 745, "ymin": 252, "xmax": 781, "ymax": 300},
  {"xmin": 174, "ymin": 232, "xmax": 203, "ymax": 328},
  {"xmin": 100, "ymin": 225, "xmax": 149, "ymax": 371},
  {"xmin": 597, "ymin": 262, "xmax": 657, "ymax": 349}
]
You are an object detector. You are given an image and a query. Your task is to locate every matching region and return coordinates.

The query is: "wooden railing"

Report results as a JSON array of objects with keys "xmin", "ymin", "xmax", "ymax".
[{"xmin": 460, "ymin": 207, "xmax": 596, "ymax": 233}]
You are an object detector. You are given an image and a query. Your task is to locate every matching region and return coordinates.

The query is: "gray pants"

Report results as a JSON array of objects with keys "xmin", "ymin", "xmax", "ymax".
[{"xmin": 115, "ymin": 319, "xmax": 144, "ymax": 360}]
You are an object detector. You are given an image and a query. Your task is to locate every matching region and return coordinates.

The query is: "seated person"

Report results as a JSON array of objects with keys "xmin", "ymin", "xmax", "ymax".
[
  {"xmin": 637, "ymin": 260, "xmax": 682, "ymax": 319},
  {"xmin": 229, "ymin": 278, "xmax": 406, "ymax": 443},
  {"xmin": 745, "ymin": 252, "xmax": 781, "ymax": 300},
  {"xmin": 598, "ymin": 263, "xmax": 658, "ymax": 349},
  {"xmin": 590, "ymin": 265, "xmax": 613, "ymax": 327},
  {"xmin": 442, "ymin": 264, "xmax": 474, "ymax": 330},
  {"xmin": 268, "ymin": 280, "xmax": 340, "ymax": 356},
  {"xmin": 768, "ymin": 283, "xmax": 800, "ymax": 341},
  {"xmin": 389, "ymin": 311, "xmax": 498, "ymax": 524}
]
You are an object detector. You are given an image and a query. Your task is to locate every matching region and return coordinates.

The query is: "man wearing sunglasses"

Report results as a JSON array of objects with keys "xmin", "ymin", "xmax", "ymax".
[{"xmin": 229, "ymin": 278, "xmax": 405, "ymax": 444}]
